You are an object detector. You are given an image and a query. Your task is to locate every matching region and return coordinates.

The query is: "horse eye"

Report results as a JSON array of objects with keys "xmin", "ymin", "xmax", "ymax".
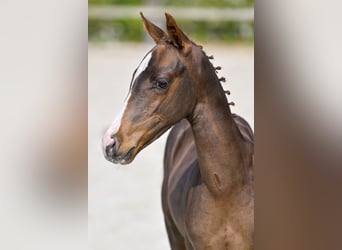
[{"xmin": 155, "ymin": 80, "xmax": 169, "ymax": 90}]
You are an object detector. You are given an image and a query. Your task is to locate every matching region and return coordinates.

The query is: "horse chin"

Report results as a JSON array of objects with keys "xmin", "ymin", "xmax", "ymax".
[
  {"xmin": 107, "ymin": 146, "xmax": 137, "ymax": 165},
  {"xmin": 118, "ymin": 157, "xmax": 134, "ymax": 165}
]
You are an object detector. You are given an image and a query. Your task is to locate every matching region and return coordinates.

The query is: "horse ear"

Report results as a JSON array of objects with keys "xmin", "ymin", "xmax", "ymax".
[
  {"xmin": 165, "ymin": 12, "xmax": 191, "ymax": 49},
  {"xmin": 140, "ymin": 12, "xmax": 166, "ymax": 44}
]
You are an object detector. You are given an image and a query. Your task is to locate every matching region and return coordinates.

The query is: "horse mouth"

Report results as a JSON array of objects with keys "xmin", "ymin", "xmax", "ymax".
[{"xmin": 108, "ymin": 146, "xmax": 136, "ymax": 165}]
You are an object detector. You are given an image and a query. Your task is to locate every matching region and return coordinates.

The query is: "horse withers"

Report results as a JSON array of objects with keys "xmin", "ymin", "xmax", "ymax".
[{"xmin": 102, "ymin": 13, "xmax": 254, "ymax": 250}]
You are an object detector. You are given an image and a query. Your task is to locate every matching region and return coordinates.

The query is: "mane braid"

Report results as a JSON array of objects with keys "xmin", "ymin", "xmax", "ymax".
[{"xmin": 202, "ymin": 49, "xmax": 233, "ymax": 103}]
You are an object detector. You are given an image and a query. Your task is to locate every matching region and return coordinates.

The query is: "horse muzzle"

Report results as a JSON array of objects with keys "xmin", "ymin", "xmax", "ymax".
[{"xmin": 103, "ymin": 136, "xmax": 136, "ymax": 165}]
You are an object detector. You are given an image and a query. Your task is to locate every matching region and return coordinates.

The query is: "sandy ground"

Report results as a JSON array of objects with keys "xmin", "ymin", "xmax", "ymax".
[{"xmin": 88, "ymin": 42, "xmax": 254, "ymax": 250}]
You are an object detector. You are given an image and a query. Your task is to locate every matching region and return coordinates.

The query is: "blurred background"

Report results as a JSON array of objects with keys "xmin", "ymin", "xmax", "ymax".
[
  {"xmin": 0, "ymin": 1, "xmax": 87, "ymax": 250},
  {"xmin": 88, "ymin": 0, "xmax": 254, "ymax": 249}
]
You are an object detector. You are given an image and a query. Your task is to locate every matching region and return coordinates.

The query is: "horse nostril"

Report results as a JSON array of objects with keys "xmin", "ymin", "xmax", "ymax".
[{"xmin": 105, "ymin": 136, "xmax": 119, "ymax": 158}]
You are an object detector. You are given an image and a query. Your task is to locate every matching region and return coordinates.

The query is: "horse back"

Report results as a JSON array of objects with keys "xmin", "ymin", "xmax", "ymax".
[{"xmin": 232, "ymin": 114, "xmax": 254, "ymax": 144}]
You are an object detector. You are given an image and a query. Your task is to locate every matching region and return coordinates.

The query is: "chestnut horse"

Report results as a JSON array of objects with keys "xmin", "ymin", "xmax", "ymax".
[{"xmin": 102, "ymin": 13, "xmax": 254, "ymax": 250}]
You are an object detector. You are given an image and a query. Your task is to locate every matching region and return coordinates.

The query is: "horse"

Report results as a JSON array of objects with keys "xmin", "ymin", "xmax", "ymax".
[{"xmin": 102, "ymin": 12, "xmax": 254, "ymax": 250}]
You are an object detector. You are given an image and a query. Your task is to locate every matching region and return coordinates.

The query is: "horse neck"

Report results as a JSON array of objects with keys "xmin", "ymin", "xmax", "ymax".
[{"xmin": 187, "ymin": 59, "xmax": 250, "ymax": 197}]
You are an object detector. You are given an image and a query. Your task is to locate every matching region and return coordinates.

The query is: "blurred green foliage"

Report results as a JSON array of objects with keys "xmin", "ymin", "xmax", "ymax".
[
  {"xmin": 89, "ymin": 0, "xmax": 253, "ymax": 7},
  {"xmin": 88, "ymin": 0, "xmax": 254, "ymax": 42},
  {"xmin": 89, "ymin": 18, "xmax": 143, "ymax": 41},
  {"xmin": 162, "ymin": 0, "xmax": 253, "ymax": 7},
  {"xmin": 89, "ymin": 0, "xmax": 143, "ymax": 5},
  {"xmin": 180, "ymin": 20, "xmax": 253, "ymax": 42},
  {"xmin": 89, "ymin": 18, "xmax": 253, "ymax": 43}
]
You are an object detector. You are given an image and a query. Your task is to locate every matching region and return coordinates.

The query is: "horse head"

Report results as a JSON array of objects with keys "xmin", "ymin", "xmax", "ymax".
[{"xmin": 103, "ymin": 13, "xmax": 217, "ymax": 164}]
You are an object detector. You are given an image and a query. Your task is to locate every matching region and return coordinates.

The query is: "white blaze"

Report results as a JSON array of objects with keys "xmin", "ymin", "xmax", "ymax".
[
  {"xmin": 132, "ymin": 51, "xmax": 152, "ymax": 85},
  {"xmin": 103, "ymin": 51, "xmax": 153, "ymax": 149},
  {"xmin": 110, "ymin": 92, "xmax": 131, "ymax": 135}
]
